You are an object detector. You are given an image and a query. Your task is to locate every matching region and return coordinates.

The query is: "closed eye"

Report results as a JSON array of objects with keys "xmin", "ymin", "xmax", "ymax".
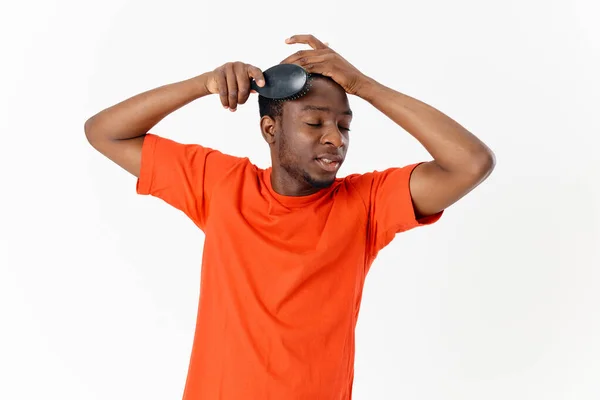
[{"xmin": 306, "ymin": 122, "xmax": 351, "ymax": 132}]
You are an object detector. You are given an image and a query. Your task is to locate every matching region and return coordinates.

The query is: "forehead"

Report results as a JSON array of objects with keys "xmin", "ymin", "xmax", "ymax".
[{"xmin": 284, "ymin": 78, "xmax": 351, "ymax": 116}]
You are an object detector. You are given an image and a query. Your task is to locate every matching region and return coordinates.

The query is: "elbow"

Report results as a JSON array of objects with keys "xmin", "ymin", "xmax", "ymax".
[
  {"xmin": 84, "ymin": 117, "xmax": 101, "ymax": 147},
  {"xmin": 469, "ymin": 147, "xmax": 496, "ymax": 180},
  {"xmin": 84, "ymin": 117, "xmax": 94, "ymax": 142}
]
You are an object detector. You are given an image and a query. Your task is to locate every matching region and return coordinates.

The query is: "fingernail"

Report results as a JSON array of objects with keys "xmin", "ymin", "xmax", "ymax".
[{"xmin": 258, "ymin": 80, "xmax": 265, "ymax": 86}]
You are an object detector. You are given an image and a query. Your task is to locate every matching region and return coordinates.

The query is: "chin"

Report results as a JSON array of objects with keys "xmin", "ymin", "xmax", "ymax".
[{"xmin": 305, "ymin": 173, "xmax": 336, "ymax": 189}]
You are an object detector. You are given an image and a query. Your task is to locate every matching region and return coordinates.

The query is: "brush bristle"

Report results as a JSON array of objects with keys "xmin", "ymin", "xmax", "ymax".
[{"xmin": 275, "ymin": 73, "xmax": 313, "ymax": 102}]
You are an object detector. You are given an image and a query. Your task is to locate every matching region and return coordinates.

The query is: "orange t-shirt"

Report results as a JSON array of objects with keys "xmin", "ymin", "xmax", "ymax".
[{"xmin": 136, "ymin": 133, "xmax": 442, "ymax": 399}]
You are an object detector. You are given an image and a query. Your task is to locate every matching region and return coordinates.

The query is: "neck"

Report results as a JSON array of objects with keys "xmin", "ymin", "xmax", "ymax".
[{"xmin": 270, "ymin": 164, "xmax": 320, "ymax": 197}]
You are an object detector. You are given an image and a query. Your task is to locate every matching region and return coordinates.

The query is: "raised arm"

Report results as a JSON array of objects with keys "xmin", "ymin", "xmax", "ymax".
[
  {"xmin": 357, "ymin": 81, "xmax": 495, "ymax": 218},
  {"xmin": 281, "ymin": 34, "xmax": 495, "ymax": 218},
  {"xmin": 84, "ymin": 62, "xmax": 265, "ymax": 177}
]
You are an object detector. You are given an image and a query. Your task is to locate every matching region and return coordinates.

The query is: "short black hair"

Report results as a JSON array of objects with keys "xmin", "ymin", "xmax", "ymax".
[
  {"xmin": 258, "ymin": 94, "xmax": 284, "ymax": 119},
  {"xmin": 258, "ymin": 73, "xmax": 334, "ymax": 119}
]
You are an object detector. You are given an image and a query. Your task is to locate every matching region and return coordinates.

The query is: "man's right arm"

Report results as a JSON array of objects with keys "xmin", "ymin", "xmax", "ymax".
[
  {"xmin": 84, "ymin": 61, "xmax": 266, "ymax": 177},
  {"xmin": 84, "ymin": 73, "xmax": 212, "ymax": 177}
]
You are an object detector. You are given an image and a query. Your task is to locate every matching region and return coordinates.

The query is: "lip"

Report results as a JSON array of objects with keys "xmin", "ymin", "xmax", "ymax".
[
  {"xmin": 315, "ymin": 157, "xmax": 342, "ymax": 172},
  {"xmin": 315, "ymin": 153, "xmax": 343, "ymax": 163}
]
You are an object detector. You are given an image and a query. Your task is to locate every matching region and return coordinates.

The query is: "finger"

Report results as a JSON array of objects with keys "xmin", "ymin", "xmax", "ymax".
[
  {"xmin": 285, "ymin": 34, "xmax": 328, "ymax": 50},
  {"xmin": 215, "ymin": 68, "xmax": 229, "ymax": 108},
  {"xmin": 294, "ymin": 54, "xmax": 328, "ymax": 67},
  {"xmin": 298, "ymin": 61, "xmax": 333, "ymax": 78},
  {"xmin": 281, "ymin": 54, "xmax": 328, "ymax": 73},
  {"xmin": 225, "ymin": 64, "xmax": 238, "ymax": 111},
  {"xmin": 280, "ymin": 49, "xmax": 325, "ymax": 65},
  {"xmin": 247, "ymin": 65, "xmax": 265, "ymax": 88},
  {"xmin": 235, "ymin": 63, "xmax": 251, "ymax": 105}
]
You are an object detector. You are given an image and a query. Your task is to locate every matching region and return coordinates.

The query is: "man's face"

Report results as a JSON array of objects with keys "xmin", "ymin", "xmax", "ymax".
[{"xmin": 275, "ymin": 77, "xmax": 352, "ymax": 189}]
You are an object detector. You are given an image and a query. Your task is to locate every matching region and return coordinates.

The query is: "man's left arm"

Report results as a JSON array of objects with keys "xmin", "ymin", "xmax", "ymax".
[
  {"xmin": 356, "ymin": 79, "xmax": 496, "ymax": 218},
  {"xmin": 281, "ymin": 34, "xmax": 496, "ymax": 219}
]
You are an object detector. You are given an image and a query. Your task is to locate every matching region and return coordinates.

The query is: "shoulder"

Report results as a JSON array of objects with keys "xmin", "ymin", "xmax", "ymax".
[
  {"xmin": 144, "ymin": 133, "xmax": 251, "ymax": 167},
  {"xmin": 341, "ymin": 163, "xmax": 421, "ymax": 193}
]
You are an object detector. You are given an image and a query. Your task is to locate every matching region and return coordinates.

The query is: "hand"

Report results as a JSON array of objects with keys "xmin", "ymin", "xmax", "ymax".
[
  {"xmin": 279, "ymin": 34, "xmax": 369, "ymax": 96},
  {"xmin": 204, "ymin": 62, "xmax": 265, "ymax": 111}
]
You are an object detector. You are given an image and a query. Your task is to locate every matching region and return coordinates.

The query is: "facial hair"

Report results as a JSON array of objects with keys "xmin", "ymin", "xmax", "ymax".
[{"xmin": 278, "ymin": 130, "xmax": 335, "ymax": 190}]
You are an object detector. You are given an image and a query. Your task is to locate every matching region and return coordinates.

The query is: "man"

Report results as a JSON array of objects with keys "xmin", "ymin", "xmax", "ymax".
[{"xmin": 85, "ymin": 34, "xmax": 495, "ymax": 399}]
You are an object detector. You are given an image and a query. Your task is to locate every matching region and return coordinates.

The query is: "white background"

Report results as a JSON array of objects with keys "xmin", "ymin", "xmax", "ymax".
[{"xmin": 1, "ymin": 0, "xmax": 599, "ymax": 399}]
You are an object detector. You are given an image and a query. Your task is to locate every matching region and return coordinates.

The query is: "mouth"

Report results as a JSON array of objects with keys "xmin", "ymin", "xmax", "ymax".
[{"xmin": 315, "ymin": 157, "xmax": 342, "ymax": 172}]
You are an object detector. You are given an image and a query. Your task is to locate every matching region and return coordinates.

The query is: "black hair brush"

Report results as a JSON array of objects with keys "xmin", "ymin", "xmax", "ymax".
[{"xmin": 251, "ymin": 64, "xmax": 312, "ymax": 101}]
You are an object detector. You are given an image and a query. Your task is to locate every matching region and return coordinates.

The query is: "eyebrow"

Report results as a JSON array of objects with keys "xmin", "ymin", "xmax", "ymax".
[{"xmin": 300, "ymin": 105, "xmax": 353, "ymax": 116}]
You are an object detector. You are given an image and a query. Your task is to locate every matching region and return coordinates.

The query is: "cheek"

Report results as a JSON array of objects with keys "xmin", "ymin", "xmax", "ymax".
[
  {"xmin": 278, "ymin": 132, "xmax": 302, "ymax": 164},
  {"xmin": 297, "ymin": 133, "xmax": 319, "ymax": 161},
  {"xmin": 284, "ymin": 131, "xmax": 314, "ymax": 156}
]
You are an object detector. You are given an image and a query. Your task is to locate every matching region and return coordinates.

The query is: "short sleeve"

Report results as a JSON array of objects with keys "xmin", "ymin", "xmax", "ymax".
[
  {"xmin": 347, "ymin": 163, "xmax": 443, "ymax": 256},
  {"xmin": 136, "ymin": 133, "xmax": 242, "ymax": 229}
]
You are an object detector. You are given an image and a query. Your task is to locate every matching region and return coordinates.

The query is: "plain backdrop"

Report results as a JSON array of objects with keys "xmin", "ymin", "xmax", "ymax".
[{"xmin": 1, "ymin": 0, "xmax": 599, "ymax": 399}]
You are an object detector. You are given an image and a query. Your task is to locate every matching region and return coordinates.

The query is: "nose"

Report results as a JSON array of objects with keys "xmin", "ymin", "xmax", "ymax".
[{"xmin": 321, "ymin": 126, "xmax": 345, "ymax": 148}]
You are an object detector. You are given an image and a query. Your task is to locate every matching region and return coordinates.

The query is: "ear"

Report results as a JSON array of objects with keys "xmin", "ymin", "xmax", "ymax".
[{"xmin": 260, "ymin": 115, "xmax": 278, "ymax": 144}]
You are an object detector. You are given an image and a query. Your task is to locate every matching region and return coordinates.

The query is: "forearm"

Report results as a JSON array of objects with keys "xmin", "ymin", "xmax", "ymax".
[
  {"xmin": 357, "ymin": 77, "xmax": 494, "ymax": 173},
  {"xmin": 85, "ymin": 73, "xmax": 211, "ymax": 142}
]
